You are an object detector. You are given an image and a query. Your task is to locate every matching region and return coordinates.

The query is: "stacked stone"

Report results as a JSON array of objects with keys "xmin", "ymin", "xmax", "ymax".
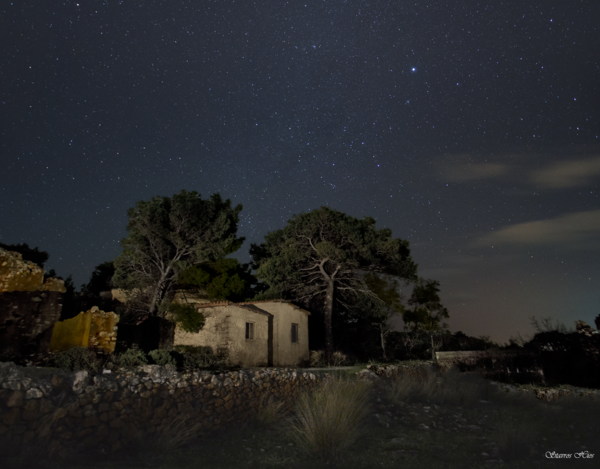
[
  {"xmin": 0, "ymin": 248, "xmax": 66, "ymax": 294},
  {"xmin": 0, "ymin": 362, "xmax": 331, "ymax": 457},
  {"xmin": 87, "ymin": 307, "xmax": 119, "ymax": 352}
]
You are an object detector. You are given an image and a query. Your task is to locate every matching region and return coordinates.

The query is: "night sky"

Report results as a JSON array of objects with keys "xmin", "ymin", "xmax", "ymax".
[{"xmin": 2, "ymin": 1, "xmax": 599, "ymax": 347}]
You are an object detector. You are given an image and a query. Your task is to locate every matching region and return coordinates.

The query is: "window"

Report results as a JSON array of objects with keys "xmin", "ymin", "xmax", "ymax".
[
  {"xmin": 246, "ymin": 322, "xmax": 254, "ymax": 339},
  {"xmin": 291, "ymin": 323, "xmax": 299, "ymax": 343}
]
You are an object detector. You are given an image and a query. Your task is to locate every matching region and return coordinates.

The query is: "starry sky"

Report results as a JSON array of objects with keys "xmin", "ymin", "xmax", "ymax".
[{"xmin": 2, "ymin": 1, "xmax": 599, "ymax": 347}]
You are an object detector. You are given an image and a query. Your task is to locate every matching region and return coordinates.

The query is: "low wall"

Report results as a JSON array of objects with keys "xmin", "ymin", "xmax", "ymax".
[{"xmin": 0, "ymin": 361, "xmax": 336, "ymax": 457}]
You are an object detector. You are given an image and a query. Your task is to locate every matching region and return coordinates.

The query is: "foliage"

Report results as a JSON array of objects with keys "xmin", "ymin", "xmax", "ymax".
[
  {"xmin": 403, "ymin": 279, "xmax": 451, "ymax": 360},
  {"xmin": 308, "ymin": 350, "xmax": 347, "ymax": 367},
  {"xmin": 0, "ymin": 242, "xmax": 49, "ymax": 268},
  {"xmin": 177, "ymin": 258, "xmax": 263, "ymax": 302},
  {"xmin": 112, "ymin": 190, "xmax": 244, "ymax": 316},
  {"xmin": 117, "ymin": 348, "xmax": 149, "ymax": 368},
  {"xmin": 164, "ymin": 302, "xmax": 205, "ymax": 333},
  {"xmin": 438, "ymin": 331, "xmax": 502, "ymax": 352},
  {"xmin": 173, "ymin": 345, "xmax": 229, "ymax": 370},
  {"xmin": 81, "ymin": 261, "xmax": 115, "ymax": 297},
  {"xmin": 250, "ymin": 206, "xmax": 418, "ymax": 362},
  {"xmin": 51, "ymin": 347, "xmax": 104, "ymax": 372},
  {"xmin": 361, "ymin": 273, "xmax": 406, "ymax": 359},
  {"xmin": 148, "ymin": 349, "xmax": 177, "ymax": 367}
]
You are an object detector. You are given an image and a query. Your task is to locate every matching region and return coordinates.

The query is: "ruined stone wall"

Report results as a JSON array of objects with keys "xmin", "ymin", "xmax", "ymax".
[
  {"xmin": 0, "ymin": 362, "xmax": 335, "ymax": 457},
  {"xmin": 0, "ymin": 291, "xmax": 64, "ymax": 359},
  {"xmin": 0, "ymin": 248, "xmax": 66, "ymax": 359},
  {"xmin": 50, "ymin": 307, "xmax": 119, "ymax": 354}
]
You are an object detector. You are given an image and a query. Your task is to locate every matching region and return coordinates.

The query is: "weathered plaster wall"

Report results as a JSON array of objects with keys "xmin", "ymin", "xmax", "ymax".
[
  {"xmin": 173, "ymin": 304, "xmax": 270, "ymax": 367},
  {"xmin": 246, "ymin": 301, "xmax": 310, "ymax": 367}
]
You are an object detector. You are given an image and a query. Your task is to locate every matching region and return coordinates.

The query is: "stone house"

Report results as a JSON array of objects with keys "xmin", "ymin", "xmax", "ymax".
[{"xmin": 173, "ymin": 300, "xmax": 310, "ymax": 367}]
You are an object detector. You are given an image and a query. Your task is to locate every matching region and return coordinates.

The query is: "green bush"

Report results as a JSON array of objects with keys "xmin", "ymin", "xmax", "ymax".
[
  {"xmin": 168, "ymin": 303, "xmax": 205, "ymax": 333},
  {"xmin": 148, "ymin": 349, "xmax": 177, "ymax": 367},
  {"xmin": 117, "ymin": 349, "xmax": 149, "ymax": 368},
  {"xmin": 173, "ymin": 345, "xmax": 228, "ymax": 370},
  {"xmin": 51, "ymin": 347, "xmax": 103, "ymax": 372}
]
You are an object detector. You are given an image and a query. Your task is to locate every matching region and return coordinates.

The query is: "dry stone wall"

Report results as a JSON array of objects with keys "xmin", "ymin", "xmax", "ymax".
[{"xmin": 0, "ymin": 361, "xmax": 335, "ymax": 457}]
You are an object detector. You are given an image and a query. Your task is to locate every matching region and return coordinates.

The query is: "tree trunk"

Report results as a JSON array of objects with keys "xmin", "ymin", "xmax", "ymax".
[
  {"xmin": 324, "ymin": 279, "xmax": 334, "ymax": 364},
  {"xmin": 380, "ymin": 323, "xmax": 387, "ymax": 360},
  {"xmin": 149, "ymin": 268, "xmax": 171, "ymax": 315}
]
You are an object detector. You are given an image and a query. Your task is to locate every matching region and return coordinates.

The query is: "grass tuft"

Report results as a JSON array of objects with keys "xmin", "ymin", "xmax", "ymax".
[{"xmin": 281, "ymin": 375, "xmax": 374, "ymax": 464}]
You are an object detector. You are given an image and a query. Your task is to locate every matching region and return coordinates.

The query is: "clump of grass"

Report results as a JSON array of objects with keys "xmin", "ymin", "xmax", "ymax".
[
  {"xmin": 281, "ymin": 374, "xmax": 374, "ymax": 463},
  {"xmin": 123, "ymin": 413, "xmax": 204, "ymax": 459},
  {"xmin": 491, "ymin": 411, "xmax": 540, "ymax": 463},
  {"xmin": 380, "ymin": 365, "xmax": 496, "ymax": 407},
  {"xmin": 309, "ymin": 350, "xmax": 348, "ymax": 367},
  {"xmin": 251, "ymin": 393, "xmax": 293, "ymax": 431}
]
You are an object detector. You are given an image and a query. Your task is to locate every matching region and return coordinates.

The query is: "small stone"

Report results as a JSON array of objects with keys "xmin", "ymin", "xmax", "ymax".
[
  {"xmin": 110, "ymin": 418, "xmax": 125, "ymax": 428},
  {"xmin": 7, "ymin": 390, "xmax": 24, "ymax": 407},
  {"xmin": 25, "ymin": 388, "xmax": 44, "ymax": 399}
]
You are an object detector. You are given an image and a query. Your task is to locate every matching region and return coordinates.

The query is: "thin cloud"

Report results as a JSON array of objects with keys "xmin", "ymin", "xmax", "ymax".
[
  {"xmin": 474, "ymin": 210, "xmax": 600, "ymax": 249},
  {"xmin": 437, "ymin": 154, "xmax": 511, "ymax": 181},
  {"xmin": 531, "ymin": 156, "xmax": 600, "ymax": 188}
]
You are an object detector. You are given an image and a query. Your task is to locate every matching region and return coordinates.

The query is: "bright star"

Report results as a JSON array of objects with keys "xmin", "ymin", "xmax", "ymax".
[{"xmin": 411, "ymin": 67, "xmax": 416, "ymax": 72}]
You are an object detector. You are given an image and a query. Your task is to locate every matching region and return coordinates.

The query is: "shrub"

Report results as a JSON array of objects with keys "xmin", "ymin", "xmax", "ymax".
[
  {"xmin": 309, "ymin": 350, "xmax": 347, "ymax": 367},
  {"xmin": 173, "ymin": 345, "xmax": 228, "ymax": 371},
  {"xmin": 168, "ymin": 303, "xmax": 205, "ymax": 333},
  {"xmin": 117, "ymin": 349, "xmax": 148, "ymax": 368},
  {"xmin": 51, "ymin": 347, "xmax": 103, "ymax": 372},
  {"xmin": 148, "ymin": 349, "xmax": 177, "ymax": 367}
]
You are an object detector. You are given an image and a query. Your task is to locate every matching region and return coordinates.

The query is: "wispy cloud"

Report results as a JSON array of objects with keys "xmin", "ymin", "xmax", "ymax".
[
  {"xmin": 530, "ymin": 156, "xmax": 600, "ymax": 188},
  {"xmin": 474, "ymin": 210, "xmax": 600, "ymax": 249},
  {"xmin": 437, "ymin": 154, "xmax": 512, "ymax": 181},
  {"xmin": 436, "ymin": 153, "xmax": 600, "ymax": 190}
]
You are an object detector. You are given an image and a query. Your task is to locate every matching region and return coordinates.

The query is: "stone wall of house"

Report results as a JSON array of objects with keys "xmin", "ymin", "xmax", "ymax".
[{"xmin": 0, "ymin": 362, "xmax": 337, "ymax": 457}]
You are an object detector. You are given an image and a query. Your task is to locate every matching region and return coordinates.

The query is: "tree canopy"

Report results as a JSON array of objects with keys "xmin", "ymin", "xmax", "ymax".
[
  {"xmin": 402, "ymin": 279, "xmax": 450, "ymax": 360},
  {"xmin": 177, "ymin": 258, "xmax": 263, "ymax": 303},
  {"xmin": 361, "ymin": 273, "xmax": 406, "ymax": 360},
  {"xmin": 251, "ymin": 206, "xmax": 418, "ymax": 362},
  {"xmin": 112, "ymin": 190, "xmax": 244, "ymax": 316}
]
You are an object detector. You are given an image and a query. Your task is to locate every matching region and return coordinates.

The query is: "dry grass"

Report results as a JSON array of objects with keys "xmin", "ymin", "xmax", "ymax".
[
  {"xmin": 3, "ymin": 360, "xmax": 600, "ymax": 469},
  {"xmin": 125, "ymin": 413, "xmax": 205, "ymax": 455},
  {"xmin": 279, "ymin": 375, "xmax": 374, "ymax": 463}
]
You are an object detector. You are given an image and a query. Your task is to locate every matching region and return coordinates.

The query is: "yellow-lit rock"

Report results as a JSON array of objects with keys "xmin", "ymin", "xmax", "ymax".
[{"xmin": 0, "ymin": 248, "xmax": 45, "ymax": 292}]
